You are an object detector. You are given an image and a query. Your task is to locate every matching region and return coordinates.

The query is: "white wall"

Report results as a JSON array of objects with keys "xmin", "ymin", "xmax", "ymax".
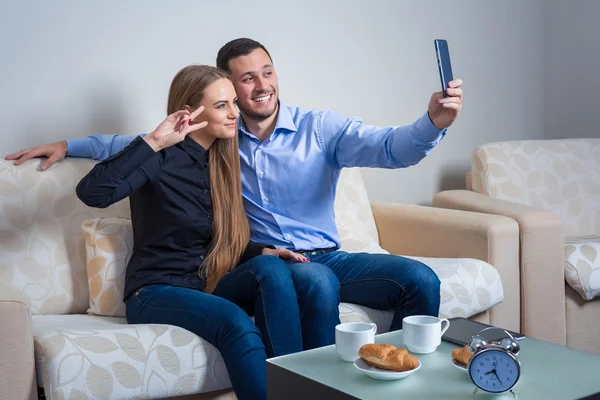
[
  {"xmin": 0, "ymin": 0, "xmax": 546, "ymax": 205},
  {"xmin": 544, "ymin": 0, "xmax": 600, "ymax": 140}
]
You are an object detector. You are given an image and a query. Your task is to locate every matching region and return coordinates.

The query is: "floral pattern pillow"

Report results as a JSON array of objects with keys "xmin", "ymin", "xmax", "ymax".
[{"xmin": 81, "ymin": 218, "xmax": 132, "ymax": 317}]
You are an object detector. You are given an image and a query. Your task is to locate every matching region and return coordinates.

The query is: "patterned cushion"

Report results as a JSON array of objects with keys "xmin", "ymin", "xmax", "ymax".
[
  {"xmin": 410, "ymin": 256, "xmax": 503, "ymax": 318},
  {"xmin": 32, "ymin": 315, "xmax": 231, "ymax": 400},
  {"xmin": 335, "ymin": 168, "xmax": 387, "ymax": 254},
  {"xmin": 471, "ymin": 139, "xmax": 600, "ymax": 237},
  {"xmin": 0, "ymin": 159, "xmax": 130, "ymax": 315},
  {"xmin": 82, "ymin": 218, "xmax": 132, "ymax": 317},
  {"xmin": 565, "ymin": 236, "xmax": 600, "ymax": 301}
]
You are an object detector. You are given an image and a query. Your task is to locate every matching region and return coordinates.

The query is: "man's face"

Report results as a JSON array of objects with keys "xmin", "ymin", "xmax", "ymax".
[{"xmin": 227, "ymin": 49, "xmax": 279, "ymax": 121}]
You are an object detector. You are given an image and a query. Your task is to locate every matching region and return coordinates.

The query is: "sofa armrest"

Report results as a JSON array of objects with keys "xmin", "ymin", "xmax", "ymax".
[
  {"xmin": 432, "ymin": 190, "xmax": 566, "ymax": 346},
  {"xmin": 370, "ymin": 202, "xmax": 520, "ymax": 333},
  {"xmin": 0, "ymin": 283, "xmax": 37, "ymax": 400}
]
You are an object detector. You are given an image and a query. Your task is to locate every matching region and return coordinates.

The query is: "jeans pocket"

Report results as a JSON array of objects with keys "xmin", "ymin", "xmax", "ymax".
[
  {"xmin": 127, "ymin": 285, "xmax": 169, "ymax": 324},
  {"xmin": 133, "ymin": 284, "xmax": 168, "ymax": 306}
]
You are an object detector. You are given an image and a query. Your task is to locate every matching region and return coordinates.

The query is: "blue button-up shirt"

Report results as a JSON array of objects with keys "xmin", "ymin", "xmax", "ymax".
[{"xmin": 67, "ymin": 102, "xmax": 446, "ymax": 250}]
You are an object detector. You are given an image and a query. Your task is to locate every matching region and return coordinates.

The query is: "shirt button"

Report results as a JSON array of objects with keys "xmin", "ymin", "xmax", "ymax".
[
  {"xmin": 200, "ymin": 255, "xmax": 205, "ymax": 260},
  {"xmin": 284, "ymin": 233, "xmax": 291, "ymax": 239},
  {"xmin": 263, "ymin": 197, "xmax": 269, "ymax": 202},
  {"xmin": 259, "ymin": 171, "xmax": 265, "ymax": 177},
  {"xmin": 203, "ymin": 189, "xmax": 208, "ymax": 194}
]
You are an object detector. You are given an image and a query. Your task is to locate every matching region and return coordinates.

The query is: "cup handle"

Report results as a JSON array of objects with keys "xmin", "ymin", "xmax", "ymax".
[
  {"xmin": 370, "ymin": 323, "xmax": 378, "ymax": 334},
  {"xmin": 440, "ymin": 318, "xmax": 450, "ymax": 336}
]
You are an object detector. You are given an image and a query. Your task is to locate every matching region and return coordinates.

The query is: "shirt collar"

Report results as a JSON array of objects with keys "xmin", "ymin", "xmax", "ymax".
[
  {"xmin": 177, "ymin": 136, "xmax": 209, "ymax": 163},
  {"xmin": 238, "ymin": 100, "xmax": 297, "ymax": 137}
]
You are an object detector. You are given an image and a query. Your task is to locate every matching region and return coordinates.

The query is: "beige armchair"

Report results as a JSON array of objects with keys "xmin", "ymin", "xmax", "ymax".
[{"xmin": 433, "ymin": 138, "xmax": 600, "ymax": 354}]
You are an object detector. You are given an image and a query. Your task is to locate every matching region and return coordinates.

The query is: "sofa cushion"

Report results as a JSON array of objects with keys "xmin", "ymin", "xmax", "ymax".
[
  {"xmin": 565, "ymin": 236, "xmax": 600, "ymax": 301},
  {"xmin": 471, "ymin": 139, "xmax": 600, "ymax": 237},
  {"xmin": 81, "ymin": 218, "xmax": 132, "ymax": 317},
  {"xmin": 334, "ymin": 168, "xmax": 388, "ymax": 254},
  {"xmin": 31, "ymin": 304, "xmax": 393, "ymax": 400},
  {"xmin": 32, "ymin": 314, "xmax": 230, "ymax": 400},
  {"xmin": 410, "ymin": 256, "xmax": 504, "ymax": 319}
]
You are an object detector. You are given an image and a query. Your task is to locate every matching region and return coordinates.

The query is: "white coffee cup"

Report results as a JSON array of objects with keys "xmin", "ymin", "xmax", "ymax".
[
  {"xmin": 335, "ymin": 322, "xmax": 377, "ymax": 362},
  {"xmin": 402, "ymin": 315, "xmax": 450, "ymax": 354}
]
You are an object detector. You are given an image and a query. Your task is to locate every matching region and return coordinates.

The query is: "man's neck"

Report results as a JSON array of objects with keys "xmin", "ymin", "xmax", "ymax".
[{"xmin": 242, "ymin": 102, "xmax": 279, "ymax": 142}]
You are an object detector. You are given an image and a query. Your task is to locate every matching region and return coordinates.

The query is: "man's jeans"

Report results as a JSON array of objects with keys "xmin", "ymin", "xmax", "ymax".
[
  {"xmin": 215, "ymin": 251, "xmax": 440, "ymax": 354},
  {"xmin": 298, "ymin": 251, "xmax": 441, "ymax": 347}
]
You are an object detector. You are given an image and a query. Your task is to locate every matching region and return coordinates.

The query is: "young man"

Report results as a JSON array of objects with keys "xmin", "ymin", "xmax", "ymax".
[{"xmin": 6, "ymin": 38, "xmax": 463, "ymax": 349}]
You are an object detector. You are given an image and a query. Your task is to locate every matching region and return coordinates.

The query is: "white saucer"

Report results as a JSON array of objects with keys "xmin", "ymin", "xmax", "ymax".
[
  {"xmin": 353, "ymin": 358, "xmax": 421, "ymax": 380},
  {"xmin": 451, "ymin": 359, "xmax": 469, "ymax": 374}
]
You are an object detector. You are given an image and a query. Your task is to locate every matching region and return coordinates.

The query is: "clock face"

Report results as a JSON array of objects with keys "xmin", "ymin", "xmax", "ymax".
[{"xmin": 468, "ymin": 348, "xmax": 520, "ymax": 393}]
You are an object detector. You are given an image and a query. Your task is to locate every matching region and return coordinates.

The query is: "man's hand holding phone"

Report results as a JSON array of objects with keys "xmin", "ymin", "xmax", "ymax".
[
  {"xmin": 428, "ymin": 78, "xmax": 463, "ymax": 130},
  {"xmin": 429, "ymin": 39, "xmax": 463, "ymax": 130}
]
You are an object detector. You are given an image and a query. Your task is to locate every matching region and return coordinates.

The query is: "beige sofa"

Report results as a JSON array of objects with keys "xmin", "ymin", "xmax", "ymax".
[
  {"xmin": 0, "ymin": 158, "xmax": 519, "ymax": 400},
  {"xmin": 433, "ymin": 138, "xmax": 600, "ymax": 354}
]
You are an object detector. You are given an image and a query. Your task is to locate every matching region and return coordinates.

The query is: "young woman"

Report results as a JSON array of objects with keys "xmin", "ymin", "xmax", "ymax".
[{"xmin": 76, "ymin": 65, "xmax": 308, "ymax": 400}]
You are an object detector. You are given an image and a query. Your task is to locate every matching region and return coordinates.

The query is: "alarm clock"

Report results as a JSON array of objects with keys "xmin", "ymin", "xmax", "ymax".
[{"xmin": 467, "ymin": 327, "xmax": 521, "ymax": 398}]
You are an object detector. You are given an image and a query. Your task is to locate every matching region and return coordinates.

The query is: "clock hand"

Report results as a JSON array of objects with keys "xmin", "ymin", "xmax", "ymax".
[
  {"xmin": 484, "ymin": 368, "xmax": 502, "ymax": 382},
  {"xmin": 493, "ymin": 370, "xmax": 501, "ymax": 382}
]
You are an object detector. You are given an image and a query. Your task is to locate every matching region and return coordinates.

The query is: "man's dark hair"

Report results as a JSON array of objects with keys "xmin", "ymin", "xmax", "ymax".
[{"xmin": 216, "ymin": 38, "xmax": 273, "ymax": 74}]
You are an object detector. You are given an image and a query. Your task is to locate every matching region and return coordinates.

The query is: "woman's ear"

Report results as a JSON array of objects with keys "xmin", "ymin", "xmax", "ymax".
[{"xmin": 184, "ymin": 105, "xmax": 193, "ymax": 113}]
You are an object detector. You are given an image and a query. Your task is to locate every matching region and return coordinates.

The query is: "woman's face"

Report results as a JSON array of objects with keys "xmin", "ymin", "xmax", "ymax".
[{"xmin": 192, "ymin": 78, "xmax": 239, "ymax": 140}]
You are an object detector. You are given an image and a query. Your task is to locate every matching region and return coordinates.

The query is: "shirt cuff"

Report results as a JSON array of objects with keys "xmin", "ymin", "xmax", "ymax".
[
  {"xmin": 66, "ymin": 138, "xmax": 93, "ymax": 158},
  {"xmin": 239, "ymin": 241, "xmax": 274, "ymax": 265},
  {"xmin": 414, "ymin": 111, "xmax": 447, "ymax": 143}
]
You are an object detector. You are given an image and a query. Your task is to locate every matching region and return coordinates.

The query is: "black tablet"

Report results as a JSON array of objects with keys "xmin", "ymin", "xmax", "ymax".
[{"xmin": 442, "ymin": 317, "xmax": 526, "ymax": 346}]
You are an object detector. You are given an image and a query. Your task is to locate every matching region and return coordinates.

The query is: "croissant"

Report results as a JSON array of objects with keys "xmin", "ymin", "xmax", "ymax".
[
  {"xmin": 358, "ymin": 344, "xmax": 419, "ymax": 372},
  {"xmin": 451, "ymin": 345, "xmax": 474, "ymax": 366}
]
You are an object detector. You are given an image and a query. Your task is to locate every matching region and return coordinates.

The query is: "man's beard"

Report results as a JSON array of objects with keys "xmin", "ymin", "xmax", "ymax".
[{"xmin": 238, "ymin": 97, "xmax": 278, "ymax": 122}]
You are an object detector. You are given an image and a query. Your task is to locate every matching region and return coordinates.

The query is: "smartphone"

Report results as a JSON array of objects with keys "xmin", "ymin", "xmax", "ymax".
[
  {"xmin": 434, "ymin": 39, "xmax": 454, "ymax": 97},
  {"xmin": 441, "ymin": 317, "xmax": 526, "ymax": 347}
]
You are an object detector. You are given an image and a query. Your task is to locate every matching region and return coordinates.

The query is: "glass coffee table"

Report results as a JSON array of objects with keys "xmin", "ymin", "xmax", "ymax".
[{"xmin": 267, "ymin": 330, "xmax": 600, "ymax": 399}]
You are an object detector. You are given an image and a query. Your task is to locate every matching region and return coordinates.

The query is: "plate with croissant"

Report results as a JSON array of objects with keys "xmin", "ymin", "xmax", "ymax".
[
  {"xmin": 450, "ymin": 345, "xmax": 473, "ymax": 374},
  {"xmin": 354, "ymin": 344, "xmax": 421, "ymax": 380}
]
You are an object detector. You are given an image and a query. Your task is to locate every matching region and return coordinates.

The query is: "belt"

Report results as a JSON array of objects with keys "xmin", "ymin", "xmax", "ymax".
[{"xmin": 294, "ymin": 247, "xmax": 338, "ymax": 256}]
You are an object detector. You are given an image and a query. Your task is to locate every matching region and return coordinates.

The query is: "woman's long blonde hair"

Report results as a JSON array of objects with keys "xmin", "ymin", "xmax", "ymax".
[{"xmin": 167, "ymin": 65, "xmax": 250, "ymax": 294}]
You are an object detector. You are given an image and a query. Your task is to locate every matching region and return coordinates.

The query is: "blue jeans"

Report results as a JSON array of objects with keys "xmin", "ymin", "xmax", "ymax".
[
  {"xmin": 217, "ymin": 251, "xmax": 441, "ymax": 352},
  {"xmin": 125, "ymin": 255, "xmax": 300, "ymax": 400},
  {"xmin": 296, "ymin": 251, "xmax": 441, "ymax": 348},
  {"xmin": 126, "ymin": 284, "xmax": 268, "ymax": 400},
  {"xmin": 213, "ymin": 251, "xmax": 440, "ymax": 353}
]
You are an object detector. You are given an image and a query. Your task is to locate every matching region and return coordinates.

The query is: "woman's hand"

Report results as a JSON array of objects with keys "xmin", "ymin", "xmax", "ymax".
[
  {"xmin": 144, "ymin": 106, "xmax": 208, "ymax": 152},
  {"xmin": 263, "ymin": 247, "xmax": 309, "ymax": 262}
]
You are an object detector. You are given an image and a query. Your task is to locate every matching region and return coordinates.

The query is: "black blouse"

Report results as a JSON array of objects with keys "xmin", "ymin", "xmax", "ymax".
[{"xmin": 76, "ymin": 136, "xmax": 268, "ymax": 300}]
